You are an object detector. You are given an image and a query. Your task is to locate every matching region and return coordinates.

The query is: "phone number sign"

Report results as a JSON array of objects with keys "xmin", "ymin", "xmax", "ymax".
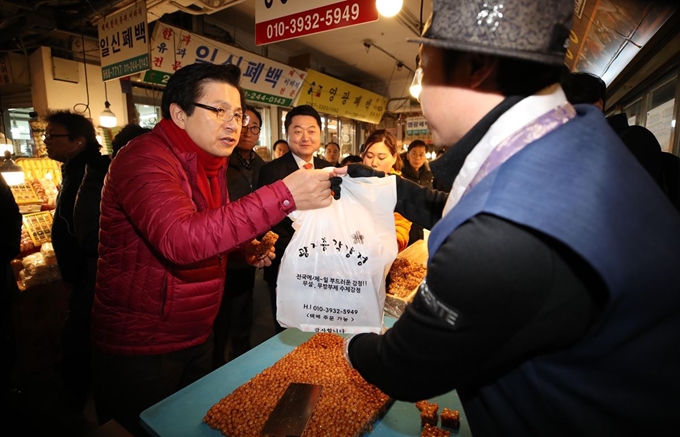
[{"xmin": 255, "ymin": 0, "xmax": 379, "ymax": 45}]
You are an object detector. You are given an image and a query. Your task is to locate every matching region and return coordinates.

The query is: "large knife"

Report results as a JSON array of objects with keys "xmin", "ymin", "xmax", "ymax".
[{"xmin": 261, "ymin": 382, "xmax": 323, "ymax": 437}]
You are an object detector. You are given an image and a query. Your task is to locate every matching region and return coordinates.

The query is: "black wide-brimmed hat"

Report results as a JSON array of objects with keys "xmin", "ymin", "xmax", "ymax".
[{"xmin": 409, "ymin": 0, "xmax": 574, "ymax": 66}]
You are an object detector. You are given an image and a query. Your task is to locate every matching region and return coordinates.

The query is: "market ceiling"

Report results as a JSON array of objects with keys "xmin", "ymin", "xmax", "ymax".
[{"xmin": 0, "ymin": 0, "xmax": 678, "ymax": 108}]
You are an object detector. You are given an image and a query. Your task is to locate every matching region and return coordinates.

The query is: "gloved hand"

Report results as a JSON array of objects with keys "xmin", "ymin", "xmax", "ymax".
[
  {"xmin": 346, "ymin": 163, "xmax": 386, "ymax": 178},
  {"xmin": 330, "ymin": 176, "xmax": 341, "ymax": 200},
  {"xmin": 329, "ymin": 164, "xmax": 385, "ymax": 200}
]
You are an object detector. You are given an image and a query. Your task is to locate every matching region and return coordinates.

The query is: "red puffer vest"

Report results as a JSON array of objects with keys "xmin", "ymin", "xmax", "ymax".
[{"xmin": 91, "ymin": 122, "xmax": 295, "ymax": 355}]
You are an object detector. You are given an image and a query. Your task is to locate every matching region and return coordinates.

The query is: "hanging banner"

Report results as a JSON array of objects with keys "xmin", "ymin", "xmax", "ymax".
[
  {"xmin": 98, "ymin": 2, "xmax": 150, "ymax": 81},
  {"xmin": 144, "ymin": 23, "xmax": 306, "ymax": 107},
  {"xmin": 294, "ymin": 69, "xmax": 387, "ymax": 124},
  {"xmin": 405, "ymin": 115, "xmax": 432, "ymax": 145},
  {"xmin": 406, "ymin": 116, "xmax": 430, "ymax": 135},
  {"xmin": 255, "ymin": 0, "xmax": 379, "ymax": 45}
]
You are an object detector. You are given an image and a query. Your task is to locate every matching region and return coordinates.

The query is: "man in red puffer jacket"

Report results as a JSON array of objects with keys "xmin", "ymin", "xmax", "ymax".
[{"xmin": 91, "ymin": 63, "xmax": 339, "ymax": 436}]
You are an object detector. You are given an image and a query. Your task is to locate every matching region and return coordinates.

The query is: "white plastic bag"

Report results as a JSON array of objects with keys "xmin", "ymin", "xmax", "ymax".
[{"xmin": 276, "ymin": 174, "xmax": 398, "ymax": 334}]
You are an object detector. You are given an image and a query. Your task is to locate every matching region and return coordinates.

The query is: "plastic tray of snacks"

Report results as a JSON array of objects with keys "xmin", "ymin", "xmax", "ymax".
[{"xmin": 384, "ymin": 239, "xmax": 428, "ymax": 318}]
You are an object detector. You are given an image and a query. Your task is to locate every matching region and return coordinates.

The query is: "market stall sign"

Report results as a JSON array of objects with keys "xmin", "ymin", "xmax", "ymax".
[
  {"xmin": 294, "ymin": 69, "xmax": 387, "ymax": 124},
  {"xmin": 406, "ymin": 116, "xmax": 430, "ymax": 136},
  {"xmin": 98, "ymin": 2, "xmax": 150, "ymax": 81},
  {"xmin": 255, "ymin": 0, "xmax": 379, "ymax": 45},
  {"xmin": 144, "ymin": 23, "xmax": 307, "ymax": 108}
]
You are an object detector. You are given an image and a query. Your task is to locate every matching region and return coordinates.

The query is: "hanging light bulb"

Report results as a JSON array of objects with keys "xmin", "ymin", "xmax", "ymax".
[
  {"xmin": 376, "ymin": 0, "xmax": 403, "ymax": 17},
  {"xmin": 100, "ymin": 81, "xmax": 117, "ymax": 127},
  {"xmin": 410, "ymin": 67, "xmax": 423, "ymax": 100},
  {"xmin": 100, "ymin": 101, "xmax": 117, "ymax": 127}
]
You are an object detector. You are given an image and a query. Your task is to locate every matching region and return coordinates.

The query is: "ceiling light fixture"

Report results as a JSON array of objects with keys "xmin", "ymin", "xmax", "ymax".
[
  {"xmin": 376, "ymin": 0, "xmax": 403, "ymax": 17},
  {"xmin": 410, "ymin": 67, "xmax": 423, "ymax": 100},
  {"xmin": 100, "ymin": 81, "xmax": 117, "ymax": 128}
]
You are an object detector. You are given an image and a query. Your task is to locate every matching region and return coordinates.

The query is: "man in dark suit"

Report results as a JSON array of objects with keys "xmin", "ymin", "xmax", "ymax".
[{"xmin": 258, "ymin": 105, "xmax": 332, "ymax": 331}]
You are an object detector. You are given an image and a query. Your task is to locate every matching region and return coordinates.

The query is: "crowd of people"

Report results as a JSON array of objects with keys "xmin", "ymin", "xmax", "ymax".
[{"xmin": 3, "ymin": 0, "xmax": 679, "ymax": 435}]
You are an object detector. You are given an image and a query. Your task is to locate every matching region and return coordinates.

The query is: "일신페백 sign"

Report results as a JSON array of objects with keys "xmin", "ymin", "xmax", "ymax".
[
  {"xmin": 98, "ymin": 2, "xmax": 150, "ymax": 81},
  {"xmin": 256, "ymin": 0, "xmax": 379, "ymax": 45},
  {"xmin": 144, "ymin": 23, "xmax": 307, "ymax": 107}
]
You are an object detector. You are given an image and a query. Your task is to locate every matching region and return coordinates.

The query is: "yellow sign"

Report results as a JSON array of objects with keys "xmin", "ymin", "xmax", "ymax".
[{"xmin": 294, "ymin": 70, "xmax": 387, "ymax": 124}]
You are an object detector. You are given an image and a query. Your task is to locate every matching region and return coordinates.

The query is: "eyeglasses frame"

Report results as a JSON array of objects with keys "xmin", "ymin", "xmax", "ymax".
[
  {"xmin": 42, "ymin": 133, "xmax": 70, "ymax": 142},
  {"xmin": 243, "ymin": 125, "xmax": 261, "ymax": 136},
  {"xmin": 192, "ymin": 102, "xmax": 250, "ymax": 126}
]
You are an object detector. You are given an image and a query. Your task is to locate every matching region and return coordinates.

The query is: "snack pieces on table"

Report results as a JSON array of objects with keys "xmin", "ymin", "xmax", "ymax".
[
  {"xmin": 387, "ymin": 257, "xmax": 427, "ymax": 298},
  {"xmin": 416, "ymin": 401, "xmax": 461, "ymax": 433},
  {"xmin": 416, "ymin": 400, "xmax": 439, "ymax": 427},
  {"xmin": 421, "ymin": 423, "xmax": 451, "ymax": 437},
  {"xmin": 441, "ymin": 407, "xmax": 460, "ymax": 430},
  {"xmin": 204, "ymin": 333, "xmax": 391, "ymax": 437},
  {"xmin": 255, "ymin": 231, "xmax": 279, "ymax": 259}
]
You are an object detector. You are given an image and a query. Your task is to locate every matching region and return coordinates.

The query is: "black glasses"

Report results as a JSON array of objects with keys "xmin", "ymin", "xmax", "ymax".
[
  {"xmin": 42, "ymin": 133, "xmax": 70, "ymax": 141},
  {"xmin": 192, "ymin": 102, "xmax": 250, "ymax": 126},
  {"xmin": 243, "ymin": 125, "xmax": 261, "ymax": 135}
]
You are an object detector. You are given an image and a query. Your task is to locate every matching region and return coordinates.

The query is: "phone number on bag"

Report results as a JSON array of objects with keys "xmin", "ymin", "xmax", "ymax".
[{"xmin": 312, "ymin": 306, "xmax": 359, "ymax": 315}]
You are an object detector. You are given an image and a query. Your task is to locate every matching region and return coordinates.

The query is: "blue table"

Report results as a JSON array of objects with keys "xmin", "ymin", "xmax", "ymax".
[{"xmin": 141, "ymin": 327, "xmax": 472, "ymax": 436}]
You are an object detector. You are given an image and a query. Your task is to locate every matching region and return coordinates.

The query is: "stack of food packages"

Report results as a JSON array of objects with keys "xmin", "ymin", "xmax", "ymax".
[
  {"xmin": 28, "ymin": 176, "xmax": 58, "ymax": 208},
  {"xmin": 12, "ymin": 242, "xmax": 61, "ymax": 290},
  {"xmin": 10, "ymin": 158, "xmax": 62, "ymax": 289},
  {"xmin": 16, "ymin": 157, "xmax": 61, "ymax": 208}
]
